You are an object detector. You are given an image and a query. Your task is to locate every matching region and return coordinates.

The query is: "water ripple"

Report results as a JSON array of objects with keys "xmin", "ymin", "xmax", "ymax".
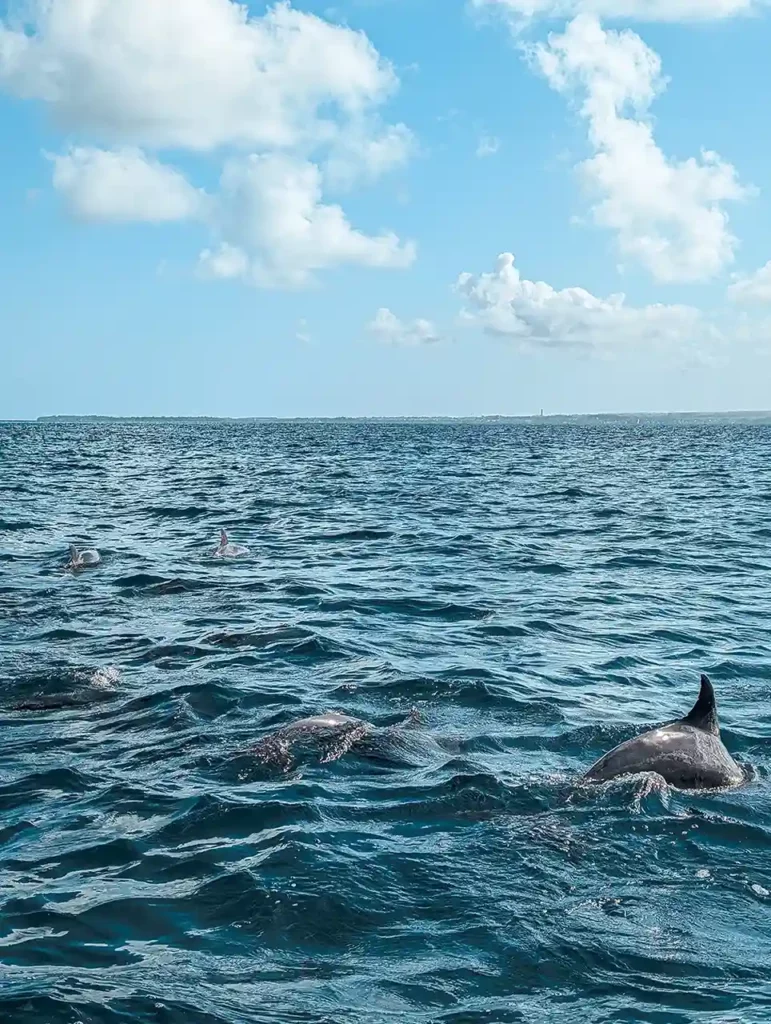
[{"xmin": 2, "ymin": 419, "xmax": 771, "ymax": 1023}]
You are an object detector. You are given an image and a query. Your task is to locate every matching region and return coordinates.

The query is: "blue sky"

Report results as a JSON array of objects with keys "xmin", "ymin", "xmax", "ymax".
[{"xmin": 1, "ymin": 0, "xmax": 771, "ymax": 418}]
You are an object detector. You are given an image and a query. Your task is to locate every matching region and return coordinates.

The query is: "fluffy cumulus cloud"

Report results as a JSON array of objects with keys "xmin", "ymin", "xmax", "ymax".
[
  {"xmin": 50, "ymin": 147, "xmax": 205, "ymax": 222},
  {"xmin": 727, "ymin": 262, "xmax": 771, "ymax": 304},
  {"xmin": 202, "ymin": 155, "xmax": 415, "ymax": 288},
  {"xmin": 367, "ymin": 308, "xmax": 442, "ymax": 345},
  {"xmin": 0, "ymin": 0, "xmax": 414, "ymax": 286},
  {"xmin": 0, "ymin": 0, "xmax": 397, "ymax": 150},
  {"xmin": 533, "ymin": 15, "xmax": 749, "ymax": 283},
  {"xmin": 472, "ymin": 0, "xmax": 758, "ymax": 24},
  {"xmin": 456, "ymin": 252, "xmax": 707, "ymax": 349}
]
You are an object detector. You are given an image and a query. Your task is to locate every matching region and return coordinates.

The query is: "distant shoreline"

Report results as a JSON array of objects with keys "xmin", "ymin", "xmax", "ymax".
[{"xmin": 9, "ymin": 411, "xmax": 771, "ymax": 425}]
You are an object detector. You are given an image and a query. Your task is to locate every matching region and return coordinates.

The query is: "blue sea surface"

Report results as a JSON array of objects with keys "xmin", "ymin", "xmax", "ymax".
[{"xmin": 1, "ymin": 420, "xmax": 770, "ymax": 1024}]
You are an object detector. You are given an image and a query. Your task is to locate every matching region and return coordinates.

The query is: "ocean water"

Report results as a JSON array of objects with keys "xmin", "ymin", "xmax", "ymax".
[{"xmin": 1, "ymin": 419, "xmax": 770, "ymax": 1024}]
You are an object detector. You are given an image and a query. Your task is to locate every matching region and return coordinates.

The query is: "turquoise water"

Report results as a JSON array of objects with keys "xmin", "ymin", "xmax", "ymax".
[{"xmin": 1, "ymin": 420, "xmax": 770, "ymax": 1023}]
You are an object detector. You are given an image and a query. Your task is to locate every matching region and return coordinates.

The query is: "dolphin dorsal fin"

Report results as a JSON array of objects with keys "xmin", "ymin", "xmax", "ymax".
[
  {"xmin": 220, "ymin": 529, "xmax": 228, "ymax": 547},
  {"xmin": 69, "ymin": 544, "xmax": 79, "ymax": 559},
  {"xmin": 681, "ymin": 674, "xmax": 719, "ymax": 735}
]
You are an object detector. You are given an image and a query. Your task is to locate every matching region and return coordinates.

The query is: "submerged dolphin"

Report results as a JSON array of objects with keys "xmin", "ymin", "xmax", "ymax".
[
  {"xmin": 249, "ymin": 713, "xmax": 370, "ymax": 769},
  {"xmin": 9, "ymin": 666, "xmax": 120, "ymax": 712},
  {"xmin": 582, "ymin": 675, "xmax": 744, "ymax": 791},
  {"xmin": 65, "ymin": 544, "xmax": 101, "ymax": 569},
  {"xmin": 211, "ymin": 529, "xmax": 249, "ymax": 559},
  {"xmin": 249, "ymin": 708, "xmax": 426, "ymax": 769}
]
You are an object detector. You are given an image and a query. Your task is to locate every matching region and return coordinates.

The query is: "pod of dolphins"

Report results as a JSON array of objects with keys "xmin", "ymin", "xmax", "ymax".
[
  {"xmin": 64, "ymin": 530, "xmax": 247, "ymax": 570},
  {"xmin": 60, "ymin": 533, "xmax": 746, "ymax": 793}
]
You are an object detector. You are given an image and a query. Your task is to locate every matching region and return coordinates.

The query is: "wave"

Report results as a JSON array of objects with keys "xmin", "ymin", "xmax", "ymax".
[
  {"xmin": 200, "ymin": 626, "xmax": 355, "ymax": 660},
  {"xmin": 317, "ymin": 596, "xmax": 490, "ymax": 621},
  {"xmin": 312, "ymin": 527, "xmax": 394, "ymax": 541},
  {"xmin": 0, "ymin": 518, "xmax": 36, "ymax": 531},
  {"xmin": 535, "ymin": 486, "xmax": 598, "ymax": 500},
  {"xmin": 147, "ymin": 504, "xmax": 210, "ymax": 519},
  {"xmin": 114, "ymin": 573, "xmax": 208, "ymax": 594}
]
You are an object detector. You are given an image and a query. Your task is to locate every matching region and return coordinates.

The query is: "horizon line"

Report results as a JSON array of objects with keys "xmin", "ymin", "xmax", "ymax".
[{"xmin": 5, "ymin": 409, "xmax": 771, "ymax": 424}]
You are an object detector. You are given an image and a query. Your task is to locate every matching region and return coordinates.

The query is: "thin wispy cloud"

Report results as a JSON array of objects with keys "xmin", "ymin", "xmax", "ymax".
[
  {"xmin": 367, "ymin": 308, "xmax": 442, "ymax": 346},
  {"xmin": 476, "ymin": 135, "xmax": 501, "ymax": 158}
]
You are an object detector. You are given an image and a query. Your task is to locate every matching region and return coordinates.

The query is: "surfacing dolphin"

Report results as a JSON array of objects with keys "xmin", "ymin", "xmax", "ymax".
[
  {"xmin": 9, "ymin": 666, "xmax": 120, "ymax": 712},
  {"xmin": 65, "ymin": 544, "xmax": 101, "ymax": 570},
  {"xmin": 582, "ymin": 674, "xmax": 744, "ymax": 791},
  {"xmin": 249, "ymin": 708, "xmax": 426, "ymax": 770},
  {"xmin": 211, "ymin": 529, "xmax": 249, "ymax": 559}
]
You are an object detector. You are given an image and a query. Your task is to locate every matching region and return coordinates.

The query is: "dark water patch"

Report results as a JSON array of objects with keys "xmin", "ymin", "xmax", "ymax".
[
  {"xmin": 202, "ymin": 626, "xmax": 313, "ymax": 649},
  {"xmin": 5, "ymin": 836, "xmax": 143, "ymax": 877},
  {"xmin": 0, "ymin": 767, "xmax": 96, "ymax": 801},
  {"xmin": 201, "ymin": 626, "xmax": 355, "ymax": 661},
  {"xmin": 0, "ymin": 518, "xmax": 36, "ymax": 531},
  {"xmin": 602, "ymin": 554, "xmax": 665, "ymax": 569},
  {"xmin": 276, "ymin": 579, "xmax": 333, "ymax": 597},
  {"xmin": 131, "ymin": 642, "xmax": 213, "ymax": 666},
  {"xmin": 592, "ymin": 506, "xmax": 624, "ymax": 519},
  {"xmin": 31, "ymin": 628, "xmax": 91, "ymax": 642},
  {"xmin": 9, "ymin": 693, "xmax": 115, "ymax": 712},
  {"xmin": 520, "ymin": 560, "xmax": 572, "ymax": 576},
  {"xmin": 114, "ymin": 573, "xmax": 209, "ymax": 594},
  {"xmin": 474, "ymin": 623, "xmax": 529, "ymax": 638},
  {"xmin": 312, "ymin": 527, "xmax": 393, "ymax": 541},
  {"xmin": 318, "ymin": 596, "xmax": 490, "ymax": 621},
  {"xmin": 535, "ymin": 486, "xmax": 598, "ymax": 500},
  {"xmin": 0, "ymin": 819, "xmax": 37, "ymax": 846},
  {"xmin": 152, "ymin": 793, "xmax": 321, "ymax": 846},
  {"xmin": 183, "ymin": 680, "xmax": 240, "ymax": 720},
  {"xmin": 148, "ymin": 505, "xmax": 210, "ymax": 519},
  {"xmin": 362, "ymin": 768, "xmax": 557, "ymax": 821}
]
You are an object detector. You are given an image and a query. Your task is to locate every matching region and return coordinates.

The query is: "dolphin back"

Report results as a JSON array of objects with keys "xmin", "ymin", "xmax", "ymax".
[{"xmin": 582, "ymin": 674, "xmax": 743, "ymax": 790}]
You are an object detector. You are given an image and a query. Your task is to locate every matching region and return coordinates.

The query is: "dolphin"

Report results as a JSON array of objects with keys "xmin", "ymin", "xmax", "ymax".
[
  {"xmin": 248, "ymin": 708, "xmax": 425, "ymax": 770},
  {"xmin": 582, "ymin": 674, "xmax": 744, "ymax": 791},
  {"xmin": 211, "ymin": 529, "xmax": 249, "ymax": 559},
  {"xmin": 65, "ymin": 544, "xmax": 101, "ymax": 569},
  {"xmin": 249, "ymin": 713, "xmax": 370, "ymax": 768},
  {"xmin": 8, "ymin": 666, "xmax": 120, "ymax": 712}
]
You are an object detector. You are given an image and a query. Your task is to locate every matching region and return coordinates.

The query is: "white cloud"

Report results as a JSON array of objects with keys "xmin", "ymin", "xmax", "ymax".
[
  {"xmin": 472, "ymin": 0, "xmax": 758, "ymax": 24},
  {"xmin": 296, "ymin": 319, "xmax": 312, "ymax": 343},
  {"xmin": 533, "ymin": 15, "xmax": 749, "ymax": 283},
  {"xmin": 50, "ymin": 147, "xmax": 204, "ymax": 222},
  {"xmin": 205, "ymin": 154, "xmax": 415, "ymax": 288},
  {"xmin": 0, "ymin": 1, "xmax": 415, "ymax": 287},
  {"xmin": 456, "ymin": 252, "xmax": 708, "ymax": 349},
  {"xmin": 198, "ymin": 243, "xmax": 250, "ymax": 280},
  {"xmin": 324, "ymin": 122, "xmax": 415, "ymax": 188},
  {"xmin": 727, "ymin": 262, "xmax": 771, "ymax": 304},
  {"xmin": 0, "ymin": 0, "xmax": 397, "ymax": 151},
  {"xmin": 367, "ymin": 308, "xmax": 441, "ymax": 345},
  {"xmin": 476, "ymin": 135, "xmax": 501, "ymax": 158}
]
